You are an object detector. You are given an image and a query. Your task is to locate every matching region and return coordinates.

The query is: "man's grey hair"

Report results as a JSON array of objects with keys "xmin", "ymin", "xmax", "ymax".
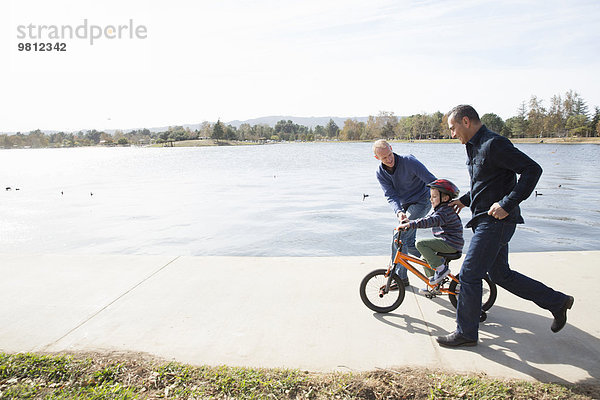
[
  {"xmin": 448, "ymin": 105, "xmax": 480, "ymax": 122},
  {"xmin": 372, "ymin": 139, "xmax": 391, "ymax": 154}
]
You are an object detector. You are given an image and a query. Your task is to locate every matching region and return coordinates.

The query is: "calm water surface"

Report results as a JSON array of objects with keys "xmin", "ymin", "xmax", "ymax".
[{"xmin": 1, "ymin": 142, "xmax": 598, "ymax": 256}]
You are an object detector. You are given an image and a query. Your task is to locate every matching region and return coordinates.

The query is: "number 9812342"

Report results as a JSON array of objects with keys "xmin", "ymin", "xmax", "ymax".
[{"xmin": 17, "ymin": 42, "xmax": 67, "ymax": 52}]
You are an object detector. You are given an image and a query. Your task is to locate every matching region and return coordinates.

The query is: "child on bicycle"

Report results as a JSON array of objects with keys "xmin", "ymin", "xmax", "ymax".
[{"xmin": 398, "ymin": 179, "xmax": 464, "ymax": 289}]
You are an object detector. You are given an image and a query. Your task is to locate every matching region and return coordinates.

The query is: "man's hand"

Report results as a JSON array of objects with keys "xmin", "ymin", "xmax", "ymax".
[
  {"xmin": 488, "ymin": 202, "xmax": 509, "ymax": 219},
  {"xmin": 396, "ymin": 211, "xmax": 407, "ymax": 223},
  {"xmin": 449, "ymin": 199, "xmax": 466, "ymax": 214}
]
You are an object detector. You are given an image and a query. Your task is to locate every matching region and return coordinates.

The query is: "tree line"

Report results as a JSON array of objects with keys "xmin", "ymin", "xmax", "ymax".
[{"xmin": 1, "ymin": 90, "xmax": 598, "ymax": 149}]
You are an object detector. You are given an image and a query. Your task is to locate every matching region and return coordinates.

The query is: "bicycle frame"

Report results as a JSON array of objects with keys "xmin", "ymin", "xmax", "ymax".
[
  {"xmin": 360, "ymin": 228, "xmax": 496, "ymax": 319},
  {"xmin": 387, "ymin": 235, "xmax": 460, "ymax": 295}
]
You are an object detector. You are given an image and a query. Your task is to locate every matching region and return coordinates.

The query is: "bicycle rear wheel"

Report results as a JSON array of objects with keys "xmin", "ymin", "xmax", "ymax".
[
  {"xmin": 359, "ymin": 269, "xmax": 405, "ymax": 313},
  {"xmin": 448, "ymin": 273, "xmax": 497, "ymax": 311}
]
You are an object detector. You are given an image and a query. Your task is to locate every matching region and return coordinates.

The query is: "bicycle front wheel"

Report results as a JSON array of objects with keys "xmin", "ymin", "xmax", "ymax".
[
  {"xmin": 359, "ymin": 269, "xmax": 405, "ymax": 313},
  {"xmin": 448, "ymin": 273, "xmax": 497, "ymax": 311}
]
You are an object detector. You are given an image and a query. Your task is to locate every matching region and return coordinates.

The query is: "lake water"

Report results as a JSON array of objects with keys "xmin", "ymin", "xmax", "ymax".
[{"xmin": 1, "ymin": 142, "xmax": 598, "ymax": 256}]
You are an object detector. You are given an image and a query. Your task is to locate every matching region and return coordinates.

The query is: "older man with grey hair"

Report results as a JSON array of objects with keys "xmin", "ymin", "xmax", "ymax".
[{"xmin": 373, "ymin": 139, "xmax": 436, "ymax": 287}]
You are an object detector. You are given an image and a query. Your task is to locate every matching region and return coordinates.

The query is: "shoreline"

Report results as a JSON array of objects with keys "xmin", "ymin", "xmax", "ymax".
[
  {"xmin": 160, "ymin": 137, "xmax": 600, "ymax": 147},
  {"xmin": 391, "ymin": 137, "xmax": 600, "ymax": 145},
  {"xmin": 1, "ymin": 136, "xmax": 598, "ymax": 150}
]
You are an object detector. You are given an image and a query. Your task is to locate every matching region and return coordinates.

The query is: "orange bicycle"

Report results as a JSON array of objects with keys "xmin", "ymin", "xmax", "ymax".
[{"xmin": 359, "ymin": 228, "xmax": 497, "ymax": 322}]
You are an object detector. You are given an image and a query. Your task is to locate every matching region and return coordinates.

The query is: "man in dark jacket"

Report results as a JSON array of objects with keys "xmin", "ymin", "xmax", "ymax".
[{"xmin": 437, "ymin": 105, "xmax": 574, "ymax": 347}]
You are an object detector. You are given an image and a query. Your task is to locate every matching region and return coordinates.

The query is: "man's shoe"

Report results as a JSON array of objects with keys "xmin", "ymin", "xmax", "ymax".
[
  {"xmin": 401, "ymin": 278, "xmax": 410, "ymax": 287},
  {"xmin": 436, "ymin": 331, "xmax": 477, "ymax": 347},
  {"xmin": 417, "ymin": 287, "xmax": 429, "ymax": 296},
  {"xmin": 551, "ymin": 295, "xmax": 574, "ymax": 333}
]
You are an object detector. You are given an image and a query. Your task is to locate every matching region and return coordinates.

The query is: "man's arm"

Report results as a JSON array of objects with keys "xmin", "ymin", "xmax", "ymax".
[
  {"xmin": 458, "ymin": 192, "xmax": 471, "ymax": 207},
  {"xmin": 376, "ymin": 170, "xmax": 403, "ymax": 215},
  {"xmin": 409, "ymin": 154, "xmax": 436, "ymax": 184},
  {"xmin": 491, "ymin": 138, "xmax": 542, "ymax": 214}
]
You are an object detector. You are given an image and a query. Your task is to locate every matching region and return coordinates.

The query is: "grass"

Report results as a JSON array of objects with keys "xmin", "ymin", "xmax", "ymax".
[{"xmin": 0, "ymin": 352, "xmax": 598, "ymax": 399}]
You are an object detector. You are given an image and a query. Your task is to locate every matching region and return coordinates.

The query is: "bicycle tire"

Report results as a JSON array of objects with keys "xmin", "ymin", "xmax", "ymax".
[
  {"xmin": 448, "ymin": 273, "xmax": 497, "ymax": 312},
  {"xmin": 359, "ymin": 269, "xmax": 405, "ymax": 313}
]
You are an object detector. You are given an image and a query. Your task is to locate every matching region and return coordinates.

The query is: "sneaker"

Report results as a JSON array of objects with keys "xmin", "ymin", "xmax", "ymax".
[
  {"xmin": 418, "ymin": 287, "xmax": 430, "ymax": 296},
  {"xmin": 429, "ymin": 265, "xmax": 450, "ymax": 285}
]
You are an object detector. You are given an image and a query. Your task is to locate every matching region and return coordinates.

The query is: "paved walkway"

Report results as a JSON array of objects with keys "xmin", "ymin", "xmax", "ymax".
[{"xmin": 1, "ymin": 251, "xmax": 598, "ymax": 385}]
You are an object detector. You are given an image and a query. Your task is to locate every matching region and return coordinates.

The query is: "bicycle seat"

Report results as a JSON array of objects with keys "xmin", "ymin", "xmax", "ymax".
[{"xmin": 436, "ymin": 251, "xmax": 462, "ymax": 260}]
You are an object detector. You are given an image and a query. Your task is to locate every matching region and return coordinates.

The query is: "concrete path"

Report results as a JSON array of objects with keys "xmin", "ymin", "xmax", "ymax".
[{"xmin": 0, "ymin": 251, "xmax": 598, "ymax": 386}]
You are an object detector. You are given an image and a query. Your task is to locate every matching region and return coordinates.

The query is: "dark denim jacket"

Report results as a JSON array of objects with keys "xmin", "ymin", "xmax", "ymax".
[{"xmin": 459, "ymin": 125, "xmax": 542, "ymax": 227}]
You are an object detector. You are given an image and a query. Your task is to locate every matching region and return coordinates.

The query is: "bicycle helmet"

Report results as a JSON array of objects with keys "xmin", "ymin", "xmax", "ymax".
[{"xmin": 427, "ymin": 179, "xmax": 459, "ymax": 199}]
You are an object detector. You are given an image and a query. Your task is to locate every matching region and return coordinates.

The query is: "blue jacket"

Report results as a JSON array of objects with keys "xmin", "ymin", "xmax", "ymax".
[
  {"xmin": 459, "ymin": 125, "xmax": 542, "ymax": 227},
  {"xmin": 376, "ymin": 153, "xmax": 436, "ymax": 214}
]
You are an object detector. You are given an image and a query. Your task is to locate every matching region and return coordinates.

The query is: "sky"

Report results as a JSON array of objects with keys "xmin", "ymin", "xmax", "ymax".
[{"xmin": 1, "ymin": 0, "xmax": 599, "ymax": 133}]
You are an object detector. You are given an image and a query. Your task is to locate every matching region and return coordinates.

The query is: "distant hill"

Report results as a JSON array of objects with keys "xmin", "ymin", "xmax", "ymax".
[
  {"xmin": 112, "ymin": 116, "xmax": 370, "ymax": 133},
  {"xmin": 0, "ymin": 116, "xmax": 371, "ymax": 135},
  {"xmin": 225, "ymin": 116, "xmax": 370, "ymax": 129}
]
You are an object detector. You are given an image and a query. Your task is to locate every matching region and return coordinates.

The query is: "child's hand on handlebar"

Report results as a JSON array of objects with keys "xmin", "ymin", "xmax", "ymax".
[
  {"xmin": 397, "ymin": 220, "xmax": 411, "ymax": 231},
  {"xmin": 396, "ymin": 211, "xmax": 411, "ymax": 230}
]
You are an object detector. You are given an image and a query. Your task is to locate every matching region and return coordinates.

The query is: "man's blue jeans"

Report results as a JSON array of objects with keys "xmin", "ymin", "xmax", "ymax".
[
  {"xmin": 392, "ymin": 198, "xmax": 431, "ymax": 281},
  {"xmin": 456, "ymin": 218, "xmax": 568, "ymax": 340}
]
